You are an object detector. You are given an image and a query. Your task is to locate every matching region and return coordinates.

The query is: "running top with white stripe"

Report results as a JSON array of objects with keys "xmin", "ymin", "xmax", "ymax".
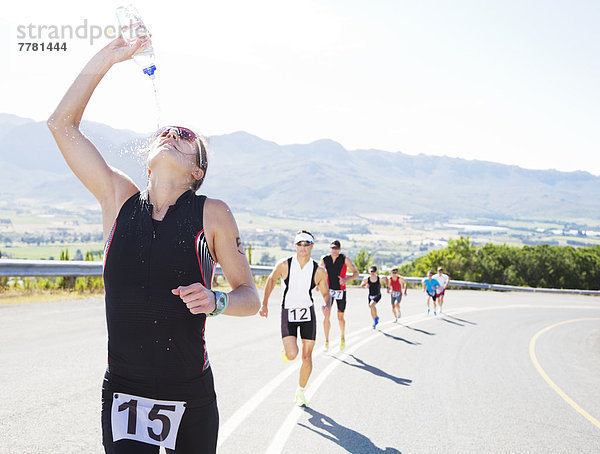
[
  {"xmin": 282, "ymin": 256, "xmax": 318, "ymax": 309},
  {"xmin": 103, "ymin": 190, "xmax": 215, "ymax": 382}
]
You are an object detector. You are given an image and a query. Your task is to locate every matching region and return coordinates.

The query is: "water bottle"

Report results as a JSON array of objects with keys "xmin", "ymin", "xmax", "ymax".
[{"xmin": 116, "ymin": 5, "xmax": 157, "ymax": 78}]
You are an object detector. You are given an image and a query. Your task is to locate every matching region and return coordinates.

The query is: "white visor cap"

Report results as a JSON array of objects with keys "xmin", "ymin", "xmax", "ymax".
[{"xmin": 294, "ymin": 232, "xmax": 314, "ymax": 244}]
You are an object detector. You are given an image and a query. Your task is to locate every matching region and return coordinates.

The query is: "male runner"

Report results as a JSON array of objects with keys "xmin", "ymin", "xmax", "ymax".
[
  {"xmin": 320, "ymin": 240, "xmax": 359, "ymax": 351},
  {"xmin": 260, "ymin": 230, "xmax": 331, "ymax": 407},
  {"xmin": 422, "ymin": 270, "xmax": 441, "ymax": 316},
  {"xmin": 387, "ymin": 267, "xmax": 407, "ymax": 322},
  {"xmin": 436, "ymin": 267, "xmax": 450, "ymax": 312},
  {"xmin": 361, "ymin": 266, "xmax": 387, "ymax": 329}
]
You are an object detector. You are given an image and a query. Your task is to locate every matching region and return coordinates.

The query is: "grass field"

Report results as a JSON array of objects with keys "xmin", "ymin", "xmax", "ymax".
[{"xmin": 1, "ymin": 207, "xmax": 599, "ymax": 267}]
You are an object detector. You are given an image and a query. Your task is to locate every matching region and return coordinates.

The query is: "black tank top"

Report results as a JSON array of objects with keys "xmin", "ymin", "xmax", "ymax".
[
  {"xmin": 322, "ymin": 254, "xmax": 346, "ymax": 290},
  {"xmin": 103, "ymin": 190, "xmax": 215, "ymax": 384},
  {"xmin": 368, "ymin": 276, "xmax": 381, "ymax": 296}
]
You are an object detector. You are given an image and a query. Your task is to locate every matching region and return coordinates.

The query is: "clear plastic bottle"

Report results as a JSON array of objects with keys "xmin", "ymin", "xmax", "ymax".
[{"xmin": 116, "ymin": 5, "xmax": 157, "ymax": 79}]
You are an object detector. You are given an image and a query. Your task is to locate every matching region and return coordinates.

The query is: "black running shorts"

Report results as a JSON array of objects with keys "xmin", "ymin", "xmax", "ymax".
[
  {"xmin": 333, "ymin": 290, "xmax": 347, "ymax": 312},
  {"xmin": 368, "ymin": 294, "xmax": 382, "ymax": 304},
  {"xmin": 101, "ymin": 369, "xmax": 218, "ymax": 454},
  {"xmin": 281, "ymin": 305, "xmax": 317, "ymax": 340}
]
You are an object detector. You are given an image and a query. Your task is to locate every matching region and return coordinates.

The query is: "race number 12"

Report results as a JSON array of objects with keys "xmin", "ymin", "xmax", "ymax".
[
  {"xmin": 111, "ymin": 392, "xmax": 186, "ymax": 450},
  {"xmin": 289, "ymin": 307, "xmax": 311, "ymax": 322}
]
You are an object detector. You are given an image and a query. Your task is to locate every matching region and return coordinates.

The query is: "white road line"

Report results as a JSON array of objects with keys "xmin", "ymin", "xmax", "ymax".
[
  {"xmin": 219, "ymin": 304, "xmax": 600, "ymax": 450},
  {"xmin": 264, "ymin": 311, "xmax": 448, "ymax": 454},
  {"xmin": 264, "ymin": 305, "xmax": 600, "ymax": 453},
  {"xmin": 217, "ymin": 317, "xmax": 402, "ymax": 447}
]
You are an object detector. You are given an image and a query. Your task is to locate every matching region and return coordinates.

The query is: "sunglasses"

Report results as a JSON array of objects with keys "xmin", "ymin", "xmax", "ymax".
[
  {"xmin": 154, "ymin": 126, "xmax": 197, "ymax": 142},
  {"xmin": 295, "ymin": 241, "xmax": 313, "ymax": 247},
  {"xmin": 153, "ymin": 126, "xmax": 204, "ymax": 167},
  {"xmin": 392, "ymin": 270, "xmax": 398, "ymax": 273}
]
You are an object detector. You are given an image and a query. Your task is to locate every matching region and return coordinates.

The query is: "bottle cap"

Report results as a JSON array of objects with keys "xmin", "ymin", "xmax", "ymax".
[{"xmin": 143, "ymin": 65, "xmax": 157, "ymax": 77}]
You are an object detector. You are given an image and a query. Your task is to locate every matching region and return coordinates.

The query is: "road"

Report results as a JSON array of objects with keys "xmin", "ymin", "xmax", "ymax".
[{"xmin": 1, "ymin": 288, "xmax": 599, "ymax": 453}]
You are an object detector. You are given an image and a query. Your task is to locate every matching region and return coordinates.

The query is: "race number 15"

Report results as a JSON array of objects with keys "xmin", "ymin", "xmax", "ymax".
[{"xmin": 111, "ymin": 392, "xmax": 186, "ymax": 450}]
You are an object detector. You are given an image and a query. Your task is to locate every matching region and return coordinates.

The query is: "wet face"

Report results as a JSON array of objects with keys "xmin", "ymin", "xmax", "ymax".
[{"xmin": 147, "ymin": 127, "xmax": 203, "ymax": 181}]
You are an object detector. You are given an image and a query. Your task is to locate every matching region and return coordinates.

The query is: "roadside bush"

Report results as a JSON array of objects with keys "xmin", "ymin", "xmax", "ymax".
[{"xmin": 400, "ymin": 236, "xmax": 600, "ymax": 290}]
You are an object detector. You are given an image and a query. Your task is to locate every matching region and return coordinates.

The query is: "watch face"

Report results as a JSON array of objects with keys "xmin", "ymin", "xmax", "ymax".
[{"xmin": 216, "ymin": 292, "xmax": 226, "ymax": 310}]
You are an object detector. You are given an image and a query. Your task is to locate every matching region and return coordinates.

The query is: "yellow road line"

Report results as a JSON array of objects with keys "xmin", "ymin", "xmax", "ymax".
[{"xmin": 529, "ymin": 318, "xmax": 600, "ymax": 430}]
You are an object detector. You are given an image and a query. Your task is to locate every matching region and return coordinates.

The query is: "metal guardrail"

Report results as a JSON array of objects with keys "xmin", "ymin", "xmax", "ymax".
[
  {"xmin": 1, "ymin": 259, "xmax": 599, "ymax": 295},
  {"xmin": 0, "ymin": 259, "xmax": 273, "ymax": 277}
]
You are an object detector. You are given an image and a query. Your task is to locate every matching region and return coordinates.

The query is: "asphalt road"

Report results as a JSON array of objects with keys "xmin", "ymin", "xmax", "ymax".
[{"xmin": 1, "ymin": 288, "xmax": 599, "ymax": 453}]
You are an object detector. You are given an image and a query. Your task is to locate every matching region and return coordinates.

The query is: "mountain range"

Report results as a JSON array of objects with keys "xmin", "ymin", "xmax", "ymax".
[{"xmin": 1, "ymin": 112, "xmax": 598, "ymax": 220}]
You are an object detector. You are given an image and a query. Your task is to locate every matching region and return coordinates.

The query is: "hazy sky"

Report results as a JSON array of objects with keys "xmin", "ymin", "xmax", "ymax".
[{"xmin": 2, "ymin": 0, "xmax": 599, "ymax": 175}]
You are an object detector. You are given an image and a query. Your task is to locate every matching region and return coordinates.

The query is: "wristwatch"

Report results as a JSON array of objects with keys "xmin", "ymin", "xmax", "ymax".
[{"xmin": 208, "ymin": 291, "xmax": 229, "ymax": 317}]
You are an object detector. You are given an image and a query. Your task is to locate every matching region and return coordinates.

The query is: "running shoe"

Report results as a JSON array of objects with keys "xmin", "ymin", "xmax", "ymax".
[
  {"xmin": 281, "ymin": 349, "xmax": 289, "ymax": 363},
  {"xmin": 340, "ymin": 339, "xmax": 346, "ymax": 351},
  {"xmin": 295, "ymin": 390, "xmax": 308, "ymax": 407},
  {"xmin": 427, "ymin": 308, "xmax": 430, "ymax": 315},
  {"xmin": 434, "ymin": 311, "xmax": 437, "ymax": 316},
  {"xmin": 324, "ymin": 341, "xmax": 329, "ymax": 352},
  {"xmin": 373, "ymin": 316, "xmax": 380, "ymax": 329}
]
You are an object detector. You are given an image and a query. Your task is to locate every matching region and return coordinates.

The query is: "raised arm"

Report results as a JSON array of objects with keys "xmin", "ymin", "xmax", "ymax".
[
  {"xmin": 47, "ymin": 37, "xmax": 144, "ymax": 239},
  {"xmin": 205, "ymin": 199, "xmax": 260, "ymax": 316},
  {"xmin": 260, "ymin": 259, "xmax": 287, "ymax": 318}
]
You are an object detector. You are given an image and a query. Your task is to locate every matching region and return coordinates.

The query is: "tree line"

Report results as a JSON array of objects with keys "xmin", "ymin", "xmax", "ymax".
[{"xmin": 396, "ymin": 236, "xmax": 600, "ymax": 290}]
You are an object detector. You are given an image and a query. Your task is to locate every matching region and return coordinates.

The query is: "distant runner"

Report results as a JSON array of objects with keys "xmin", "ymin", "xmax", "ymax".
[
  {"xmin": 361, "ymin": 266, "xmax": 387, "ymax": 328},
  {"xmin": 387, "ymin": 267, "xmax": 407, "ymax": 322},
  {"xmin": 422, "ymin": 271, "xmax": 441, "ymax": 316},
  {"xmin": 435, "ymin": 267, "xmax": 450, "ymax": 312},
  {"xmin": 320, "ymin": 240, "xmax": 359, "ymax": 351},
  {"xmin": 260, "ymin": 230, "xmax": 331, "ymax": 407}
]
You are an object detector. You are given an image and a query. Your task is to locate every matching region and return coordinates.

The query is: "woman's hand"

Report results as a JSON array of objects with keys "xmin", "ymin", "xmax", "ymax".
[
  {"xmin": 100, "ymin": 36, "xmax": 149, "ymax": 65},
  {"xmin": 172, "ymin": 283, "xmax": 216, "ymax": 315}
]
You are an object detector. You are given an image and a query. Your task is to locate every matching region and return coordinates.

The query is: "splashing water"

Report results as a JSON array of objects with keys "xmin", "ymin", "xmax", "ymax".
[{"xmin": 151, "ymin": 78, "xmax": 161, "ymax": 130}]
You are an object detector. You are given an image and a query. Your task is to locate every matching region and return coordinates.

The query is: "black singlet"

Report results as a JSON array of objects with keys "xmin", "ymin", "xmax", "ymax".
[
  {"xmin": 368, "ymin": 276, "xmax": 381, "ymax": 296},
  {"xmin": 103, "ymin": 190, "xmax": 215, "ymax": 388},
  {"xmin": 102, "ymin": 190, "xmax": 219, "ymax": 452},
  {"xmin": 322, "ymin": 254, "xmax": 346, "ymax": 290}
]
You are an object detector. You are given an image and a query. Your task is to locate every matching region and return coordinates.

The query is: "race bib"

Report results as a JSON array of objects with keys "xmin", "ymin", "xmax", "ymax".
[
  {"xmin": 288, "ymin": 307, "xmax": 312, "ymax": 322},
  {"xmin": 392, "ymin": 291, "xmax": 402, "ymax": 299},
  {"xmin": 369, "ymin": 294, "xmax": 379, "ymax": 301},
  {"xmin": 330, "ymin": 290, "xmax": 344, "ymax": 300},
  {"xmin": 111, "ymin": 392, "xmax": 186, "ymax": 450}
]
